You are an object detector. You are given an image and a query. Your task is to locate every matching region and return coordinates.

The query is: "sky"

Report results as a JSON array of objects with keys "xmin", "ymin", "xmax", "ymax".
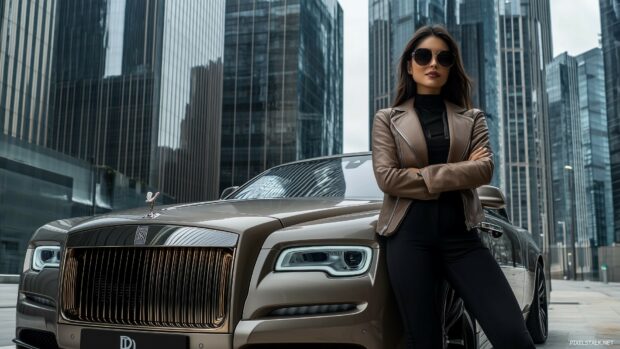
[{"xmin": 339, "ymin": 0, "xmax": 602, "ymax": 154}]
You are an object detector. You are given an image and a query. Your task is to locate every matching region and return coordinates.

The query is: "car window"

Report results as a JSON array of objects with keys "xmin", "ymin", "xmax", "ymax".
[
  {"xmin": 479, "ymin": 219, "xmax": 514, "ymax": 267},
  {"xmin": 229, "ymin": 155, "xmax": 384, "ymax": 200}
]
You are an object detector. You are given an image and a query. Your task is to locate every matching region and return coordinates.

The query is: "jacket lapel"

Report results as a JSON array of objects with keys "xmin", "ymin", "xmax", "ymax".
[
  {"xmin": 392, "ymin": 98, "xmax": 429, "ymax": 167},
  {"xmin": 391, "ymin": 98, "xmax": 473, "ymax": 166},
  {"xmin": 445, "ymin": 100, "xmax": 473, "ymax": 163}
]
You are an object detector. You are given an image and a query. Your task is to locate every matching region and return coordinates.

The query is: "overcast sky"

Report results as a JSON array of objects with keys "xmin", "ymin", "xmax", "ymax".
[{"xmin": 339, "ymin": 0, "xmax": 602, "ymax": 153}]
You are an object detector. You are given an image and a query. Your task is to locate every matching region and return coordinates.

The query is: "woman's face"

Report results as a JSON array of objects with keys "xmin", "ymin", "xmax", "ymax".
[{"xmin": 408, "ymin": 35, "xmax": 452, "ymax": 95}]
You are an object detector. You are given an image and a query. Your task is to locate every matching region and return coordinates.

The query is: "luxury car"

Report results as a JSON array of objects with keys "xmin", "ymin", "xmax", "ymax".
[{"xmin": 14, "ymin": 152, "xmax": 549, "ymax": 349}]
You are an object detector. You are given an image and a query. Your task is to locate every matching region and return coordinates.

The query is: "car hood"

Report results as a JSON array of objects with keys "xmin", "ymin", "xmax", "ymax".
[{"xmin": 69, "ymin": 198, "xmax": 383, "ymax": 234}]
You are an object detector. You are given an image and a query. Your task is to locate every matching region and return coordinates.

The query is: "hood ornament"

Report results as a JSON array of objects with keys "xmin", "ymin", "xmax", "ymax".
[{"xmin": 144, "ymin": 191, "xmax": 160, "ymax": 218}]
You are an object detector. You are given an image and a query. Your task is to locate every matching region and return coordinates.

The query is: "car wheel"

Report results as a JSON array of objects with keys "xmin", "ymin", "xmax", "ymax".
[
  {"xmin": 526, "ymin": 262, "xmax": 548, "ymax": 343},
  {"xmin": 440, "ymin": 280, "xmax": 477, "ymax": 348}
]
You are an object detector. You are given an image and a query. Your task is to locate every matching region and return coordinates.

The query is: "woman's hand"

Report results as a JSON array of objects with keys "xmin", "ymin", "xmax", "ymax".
[{"xmin": 468, "ymin": 147, "xmax": 491, "ymax": 161}]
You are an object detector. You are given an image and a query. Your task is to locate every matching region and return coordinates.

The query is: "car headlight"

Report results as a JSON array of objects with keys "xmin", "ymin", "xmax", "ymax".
[
  {"xmin": 275, "ymin": 246, "xmax": 372, "ymax": 276},
  {"xmin": 29, "ymin": 246, "xmax": 61, "ymax": 272}
]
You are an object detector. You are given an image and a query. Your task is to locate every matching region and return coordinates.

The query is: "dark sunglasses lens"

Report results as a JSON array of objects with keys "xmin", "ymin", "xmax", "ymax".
[
  {"xmin": 437, "ymin": 51, "xmax": 455, "ymax": 67},
  {"xmin": 412, "ymin": 49, "xmax": 432, "ymax": 65}
]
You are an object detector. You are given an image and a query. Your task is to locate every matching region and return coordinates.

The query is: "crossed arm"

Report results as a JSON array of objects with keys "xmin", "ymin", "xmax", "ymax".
[{"xmin": 371, "ymin": 109, "xmax": 494, "ymax": 198}]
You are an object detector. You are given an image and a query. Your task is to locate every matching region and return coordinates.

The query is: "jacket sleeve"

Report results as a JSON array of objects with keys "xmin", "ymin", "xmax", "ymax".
[
  {"xmin": 419, "ymin": 109, "xmax": 494, "ymax": 194},
  {"xmin": 371, "ymin": 109, "xmax": 440, "ymax": 200}
]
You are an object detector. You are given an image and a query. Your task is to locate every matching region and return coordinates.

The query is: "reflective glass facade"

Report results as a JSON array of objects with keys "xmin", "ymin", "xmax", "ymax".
[
  {"xmin": 600, "ymin": 0, "xmax": 620, "ymax": 243},
  {"xmin": 48, "ymin": 0, "xmax": 225, "ymax": 203},
  {"xmin": 499, "ymin": 0, "xmax": 553, "ymax": 248},
  {"xmin": 0, "ymin": 0, "xmax": 56, "ymax": 145},
  {"xmin": 220, "ymin": 0, "xmax": 343, "ymax": 193},
  {"xmin": 576, "ymin": 48, "xmax": 615, "ymax": 247},
  {"xmin": 0, "ymin": 0, "xmax": 225, "ymax": 273},
  {"xmin": 459, "ymin": 0, "xmax": 501, "ymax": 189},
  {"xmin": 0, "ymin": 136, "xmax": 169, "ymax": 273},
  {"xmin": 546, "ymin": 53, "xmax": 589, "ymax": 249}
]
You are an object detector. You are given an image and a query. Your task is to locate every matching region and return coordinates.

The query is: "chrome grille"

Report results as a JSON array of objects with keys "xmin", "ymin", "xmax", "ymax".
[{"xmin": 61, "ymin": 247, "xmax": 233, "ymax": 328}]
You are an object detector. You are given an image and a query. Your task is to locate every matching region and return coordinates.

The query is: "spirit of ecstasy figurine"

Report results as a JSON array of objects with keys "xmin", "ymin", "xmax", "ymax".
[{"xmin": 145, "ymin": 191, "xmax": 160, "ymax": 218}]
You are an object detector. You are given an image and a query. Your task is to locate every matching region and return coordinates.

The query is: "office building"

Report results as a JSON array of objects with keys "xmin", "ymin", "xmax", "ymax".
[
  {"xmin": 220, "ymin": 0, "xmax": 343, "ymax": 192},
  {"xmin": 576, "ymin": 48, "xmax": 614, "ymax": 247},
  {"xmin": 48, "ymin": 0, "xmax": 226, "ymax": 203},
  {"xmin": 0, "ymin": 0, "xmax": 226, "ymax": 273},
  {"xmin": 600, "ymin": 0, "xmax": 620, "ymax": 243},
  {"xmin": 546, "ymin": 53, "xmax": 588, "ymax": 248},
  {"xmin": 498, "ymin": 0, "xmax": 554, "ymax": 248}
]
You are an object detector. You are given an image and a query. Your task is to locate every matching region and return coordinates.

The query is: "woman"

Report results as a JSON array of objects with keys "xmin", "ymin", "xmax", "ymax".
[{"xmin": 371, "ymin": 25, "xmax": 536, "ymax": 349}]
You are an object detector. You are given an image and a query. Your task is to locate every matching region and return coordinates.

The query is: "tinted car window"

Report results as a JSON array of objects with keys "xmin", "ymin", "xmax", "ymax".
[
  {"xmin": 479, "ymin": 220, "xmax": 514, "ymax": 267},
  {"xmin": 229, "ymin": 155, "xmax": 384, "ymax": 200}
]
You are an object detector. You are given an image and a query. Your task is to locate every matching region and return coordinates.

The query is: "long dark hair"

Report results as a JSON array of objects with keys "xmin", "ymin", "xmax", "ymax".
[{"xmin": 392, "ymin": 25, "xmax": 472, "ymax": 109}]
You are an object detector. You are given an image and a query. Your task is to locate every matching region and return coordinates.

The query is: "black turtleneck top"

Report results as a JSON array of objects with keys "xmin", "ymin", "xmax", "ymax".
[
  {"xmin": 400, "ymin": 94, "xmax": 469, "ymax": 236},
  {"xmin": 414, "ymin": 94, "xmax": 450, "ymax": 165}
]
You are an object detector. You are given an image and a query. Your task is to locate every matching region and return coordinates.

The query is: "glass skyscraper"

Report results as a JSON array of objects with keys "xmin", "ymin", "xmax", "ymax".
[
  {"xmin": 600, "ymin": 0, "xmax": 620, "ymax": 243},
  {"xmin": 0, "ymin": 0, "xmax": 226, "ymax": 273},
  {"xmin": 1, "ymin": 0, "xmax": 56, "ymax": 146},
  {"xmin": 458, "ymin": 0, "xmax": 502, "ymax": 189},
  {"xmin": 546, "ymin": 53, "xmax": 588, "ymax": 248},
  {"xmin": 220, "ymin": 0, "xmax": 343, "ymax": 192},
  {"xmin": 498, "ymin": 0, "xmax": 553, "ymax": 249},
  {"xmin": 576, "ymin": 48, "xmax": 615, "ymax": 247},
  {"xmin": 48, "ymin": 0, "xmax": 226, "ymax": 203}
]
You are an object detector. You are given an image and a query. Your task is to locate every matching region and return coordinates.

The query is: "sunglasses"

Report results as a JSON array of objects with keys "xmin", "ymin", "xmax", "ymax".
[{"xmin": 411, "ymin": 48, "xmax": 455, "ymax": 68}]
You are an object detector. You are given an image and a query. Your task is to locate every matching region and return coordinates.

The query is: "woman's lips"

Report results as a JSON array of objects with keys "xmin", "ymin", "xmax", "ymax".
[{"xmin": 426, "ymin": 71, "xmax": 440, "ymax": 78}]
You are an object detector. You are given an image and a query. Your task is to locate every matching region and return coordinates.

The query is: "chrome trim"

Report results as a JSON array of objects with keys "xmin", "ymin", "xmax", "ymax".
[
  {"xmin": 66, "ymin": 225, "xmax": 238, "ymax": 248},
  {"xmin": 164, "ymin": 227, "xmax": 238, "ymax": 247},
  {"xmin": 12, "ymin": 339, "xmax": 40, "ymax": 349},
  {"xmin": 479, "ymin": 221, "xmax": 504, "ymax": 237},
  {"xmin": 275, "ymin": 246, "xmax": 373, "ymax": 276}
]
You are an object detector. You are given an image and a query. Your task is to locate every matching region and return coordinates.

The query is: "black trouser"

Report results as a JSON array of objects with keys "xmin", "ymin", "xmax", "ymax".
[{"xmin": 383, "ymin": 202, "xmax": 536, "ymax": 349}]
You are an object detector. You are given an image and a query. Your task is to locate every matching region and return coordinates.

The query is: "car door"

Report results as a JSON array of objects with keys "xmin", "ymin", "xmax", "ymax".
[{"xmin": 477, "ymin": 213, "xmax": 526, "ymax": 308}]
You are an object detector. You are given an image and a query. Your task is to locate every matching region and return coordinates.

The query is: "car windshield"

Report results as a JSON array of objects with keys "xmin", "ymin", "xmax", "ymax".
[{"xmin": 228, "ymin": 155, "xmax": 384, "ymax": 200}]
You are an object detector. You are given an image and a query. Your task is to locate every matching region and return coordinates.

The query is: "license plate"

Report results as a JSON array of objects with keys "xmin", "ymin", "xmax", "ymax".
[{"xmin": 81, "ymin": 329, "xmax": 189, "ymax": 349}]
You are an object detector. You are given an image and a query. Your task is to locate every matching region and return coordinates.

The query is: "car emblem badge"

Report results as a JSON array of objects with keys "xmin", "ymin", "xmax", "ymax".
[
  {"xmin": 134, "ymin": 226, "xmax": 148, "ymax": 245},
  {"xmin": 120, "ymin": 335, "xmax": 136, "ymax": 349},
  {"xmin": 144, "ymin": 191, "xmax": 160, "ymax": 219}
]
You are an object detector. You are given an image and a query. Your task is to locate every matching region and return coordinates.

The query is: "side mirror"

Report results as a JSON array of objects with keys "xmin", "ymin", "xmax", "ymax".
[
  {"xmin": 220, "ymin": 186, "xmax": 240, "ymax": 200},
  {"xmin": 477, "ymin": 185, "xmax": 506, "ymax": 209}
]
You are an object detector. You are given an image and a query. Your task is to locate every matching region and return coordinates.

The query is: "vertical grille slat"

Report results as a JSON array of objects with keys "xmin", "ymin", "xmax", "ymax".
[
  {"xmin": 187, "ymin": 248, "xmax": 198, "ymax": 327},
  {"xmin": 61, "ymin": 247, "xmax": 233, "ymax": 329},
  {"xmin": 92, "ymin": 249, "xmax": 101, "ymax": 323},
  {"xmin": 127, "ymin": 248, "xmax": 137, "ymax": 325}
]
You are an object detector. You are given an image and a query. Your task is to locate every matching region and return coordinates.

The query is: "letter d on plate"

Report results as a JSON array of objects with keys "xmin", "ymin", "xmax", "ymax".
[{"xmin": 120, "ymin": 335, "xmax": 136, "ymax": 349}]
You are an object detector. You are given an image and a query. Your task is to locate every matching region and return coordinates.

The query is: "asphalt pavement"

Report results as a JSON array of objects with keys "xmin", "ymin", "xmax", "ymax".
[{"xmin": 0, "ymin": 280, "xmax": 618, "ymax": 348}]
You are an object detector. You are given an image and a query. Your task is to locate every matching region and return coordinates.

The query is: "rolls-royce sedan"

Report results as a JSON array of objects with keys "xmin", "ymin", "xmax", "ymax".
[{"xmin": 14, "ymin": 152, "xmax": 548, "ymax": 349}]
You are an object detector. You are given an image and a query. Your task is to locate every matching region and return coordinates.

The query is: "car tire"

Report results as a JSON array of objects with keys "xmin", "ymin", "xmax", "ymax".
[
  {"xmin": 440, "ymin": 280, "xmax": 478, "ymax": 349},
  {"xmin": 526, "ymin": 262, "xmax": 548, "ymax": 343}
]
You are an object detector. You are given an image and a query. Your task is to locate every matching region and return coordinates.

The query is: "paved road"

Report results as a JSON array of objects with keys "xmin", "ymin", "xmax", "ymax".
[
  {"xmin": 0, "ymin": 280, "xmax": 618, "ymax": 348},
  {"xmin": 0, "ymin": 284, "xmax": 17, "ymax": 349},
  {"xmin": 543, "ymin": 280, "xmax": 620, "ymax": 348}
]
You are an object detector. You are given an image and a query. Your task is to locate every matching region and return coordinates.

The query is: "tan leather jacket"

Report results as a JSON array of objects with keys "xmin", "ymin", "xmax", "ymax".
[{"xmin": 371, "ymin": 97, "xmax": 494, "ymax": 236}]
